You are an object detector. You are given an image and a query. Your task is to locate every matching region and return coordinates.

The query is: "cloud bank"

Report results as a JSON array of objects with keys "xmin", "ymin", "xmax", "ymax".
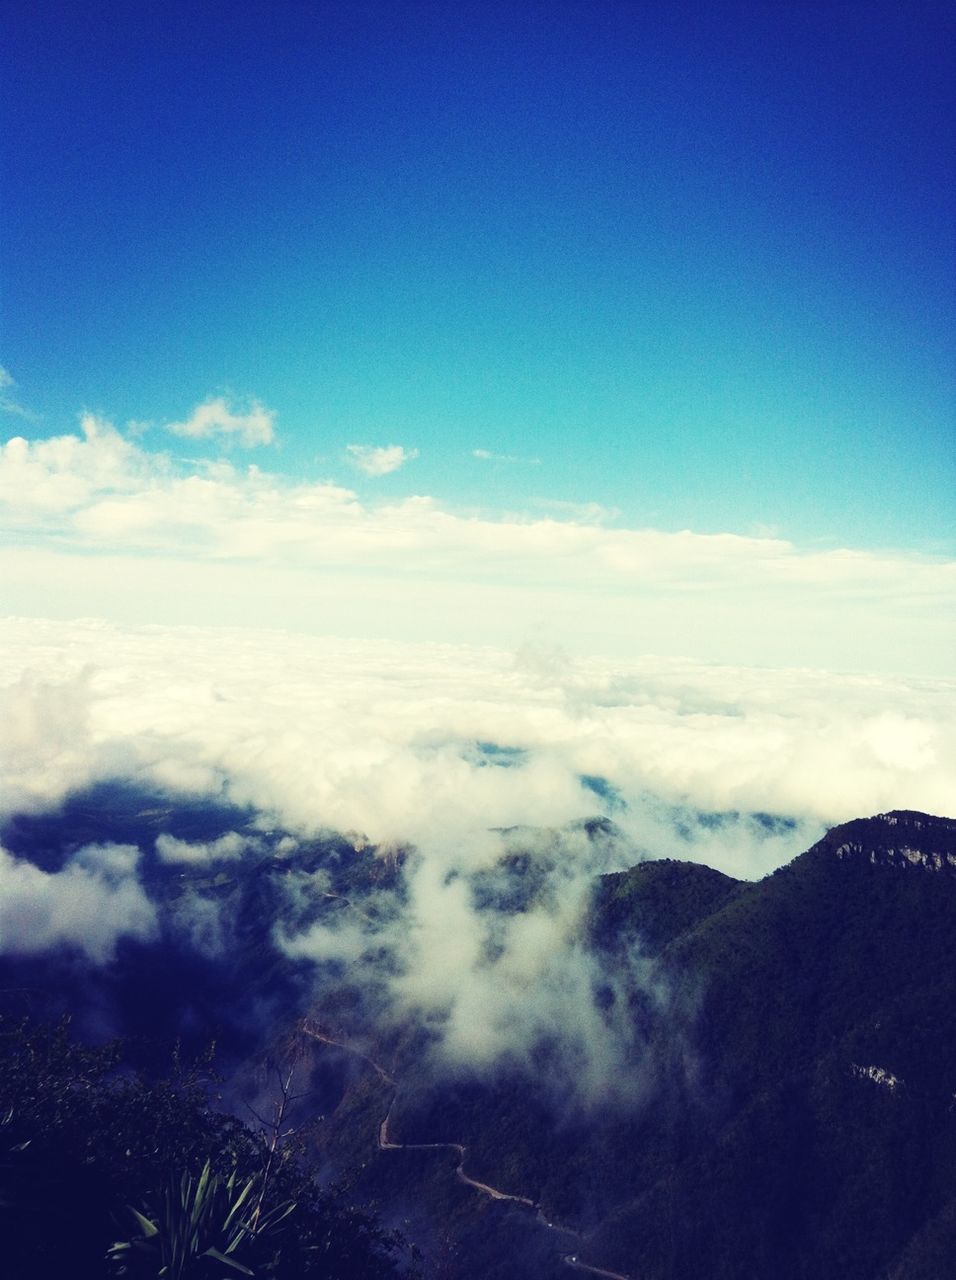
[
  {"xmin": 1, "ymin": 619, "xmax": 952, "ymax": 867},
  {"xmin": 0, "ymin": 617, "xmax": 953, "ymax": 1100},
  {"xmin": 1, "ymin": 414, "xmax": 953, "ymax": 673}
]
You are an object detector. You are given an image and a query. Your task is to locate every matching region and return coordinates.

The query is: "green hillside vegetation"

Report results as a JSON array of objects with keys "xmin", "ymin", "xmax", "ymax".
[
  {"xmin": 588, "ymin": 857, "xmax": 743, "ymax": 954},
  {"xmin": 311, "ymin": 811, "xmax": 956, "ymax": 1279},
  {"xmin": 583, "ymin": 812, "xmax": 956, "ymax": 1278}
]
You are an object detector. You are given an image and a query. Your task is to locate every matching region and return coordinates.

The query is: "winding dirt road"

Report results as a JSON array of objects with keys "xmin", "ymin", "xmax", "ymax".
[
  {"xmin": 377, "ymin": 1102, "xmax": 536, "ymax": 1205},
  {"xmin": 302, "ymin": 1022, "xmax": 634, "ymax": 1279}
]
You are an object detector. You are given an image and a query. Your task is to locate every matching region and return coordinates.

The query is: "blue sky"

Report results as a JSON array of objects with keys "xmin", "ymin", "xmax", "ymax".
[
  {"xmin": 1, "ymin": 1, "xmax": 955, "ymax": 880},
  {"xmin": 3, "ymin": 0, "xmax": 953, "ymax": 552}
]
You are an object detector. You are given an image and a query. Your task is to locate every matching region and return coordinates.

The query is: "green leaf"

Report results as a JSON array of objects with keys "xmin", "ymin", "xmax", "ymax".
[
  {"xmin": 221, "ymin": 1176, "xmax": 255, "ymax": 1232},
  {"xmin": 202, "ymin": 1245, "xmax": 255, "ymax": 1274},
  {"xmin": 129, "ymin": 1206, "xmax": 160, "ymax": 1238}
]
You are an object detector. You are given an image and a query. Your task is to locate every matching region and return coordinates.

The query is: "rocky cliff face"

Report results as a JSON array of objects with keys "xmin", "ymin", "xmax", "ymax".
[{"xmin": 813, "ymin": 809, "xmax": 956, "ymax": 873}]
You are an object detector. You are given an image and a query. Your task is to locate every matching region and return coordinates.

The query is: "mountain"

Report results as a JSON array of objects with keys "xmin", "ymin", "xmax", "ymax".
[
  {"xmin": 580, "ymin": 810, "xmax": 956, "ymax": 1279},
  {"xmin": 310, "ymin": 810, "xmax": 956, "ymax": 1279},
  {"xmin": 3, "ymin": 796, "xmax": 956, "ymax": 1278}
]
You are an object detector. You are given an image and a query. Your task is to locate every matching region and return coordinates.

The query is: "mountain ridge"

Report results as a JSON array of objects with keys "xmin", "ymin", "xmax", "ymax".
[
  {"xmin": 806, "ymin": 808, "xmax": 956, "ymax": 873},
  {"xmin": 3, "ymin": 792, "xmax": 956, "ymax": 1277},
  {"xmin": 314, "ymin": 807, "xmax": 956, "ymax": 1278}
]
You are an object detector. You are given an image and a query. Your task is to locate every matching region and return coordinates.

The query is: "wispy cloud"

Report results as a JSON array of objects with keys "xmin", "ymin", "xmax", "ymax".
[
  {"xmin": 0, "ymin": 838, "xmax": 156, "ymax": 962},
  {"xmin": 165, "ymin": 396, "xmax": 275, "ymax": 446},
  {"xmin": 0, "ymin": 367, "xmax": 36, "ymax": 421},
  {"xmin": 472, "ymin": 447, "xmax": 541, "ymax": 465},
  {"xmin": 155, "ymin": 831, "xmax": 255, "ymax": 864},
  {"xmin": 346, "ymin": 443, "xmax": 418, "ymax": 476}
]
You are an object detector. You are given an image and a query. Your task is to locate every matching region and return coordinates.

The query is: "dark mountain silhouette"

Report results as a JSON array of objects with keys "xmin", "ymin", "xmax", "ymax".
[
  {"xmin": 579, "ymin": 810, "xmax": 956, "ymax": 1279},
  {"xmin": 310, "ymin": 811, "xmax": 956, "ymax": 1279},
  {"xmin": 2, "ymin": 793, "xmax": 955, "ymax": 1278}
]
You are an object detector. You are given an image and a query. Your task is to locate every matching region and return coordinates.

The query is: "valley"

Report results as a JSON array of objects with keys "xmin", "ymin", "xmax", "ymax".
[{"xmin": 2, "ymin": 792, "xmax": 956, "ymax": 1277}]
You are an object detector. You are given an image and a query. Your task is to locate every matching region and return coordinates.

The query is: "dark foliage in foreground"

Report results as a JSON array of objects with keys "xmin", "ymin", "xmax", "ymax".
[{"xmin": 0, "ymin": 1017, "xmax": 415, "ymax": 1279}]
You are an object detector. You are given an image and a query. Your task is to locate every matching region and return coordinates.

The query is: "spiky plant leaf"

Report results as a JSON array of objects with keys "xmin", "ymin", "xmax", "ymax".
[{"xmin": 202, "ymin": 1244, "xmax": 254, "ymax": 1274}]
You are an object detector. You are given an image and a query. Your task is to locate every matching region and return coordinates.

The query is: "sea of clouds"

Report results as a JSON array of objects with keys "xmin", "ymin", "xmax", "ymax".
[
  {"xmin": 1, "ymin": 403, "xmax": 953, "ymax": 1098},
  {"xmin": 3, "ymin": 617, "xmax": 952, "ymax": 850},
  {"xmin": 1, "ymin": 617, "xmax": 953, "ymax": 1043}
]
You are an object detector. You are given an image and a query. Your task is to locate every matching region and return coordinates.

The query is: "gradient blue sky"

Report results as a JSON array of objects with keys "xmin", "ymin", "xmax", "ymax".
[
  {"xmin": 1, "ymin": 2, "xmax": 956, "ymax": 861},
  {"xmin": 3, "ymin": 0, "xmax": 954, "ymax": 551}
]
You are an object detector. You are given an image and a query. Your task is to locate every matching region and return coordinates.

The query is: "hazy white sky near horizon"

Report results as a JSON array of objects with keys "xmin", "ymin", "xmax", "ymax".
[{"xmin": 0, "ymin": 409, "xmax": 952, "ymax": 678}]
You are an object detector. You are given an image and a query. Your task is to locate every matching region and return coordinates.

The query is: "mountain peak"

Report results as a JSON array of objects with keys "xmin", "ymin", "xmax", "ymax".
[{"xmin": 815, "ymin": 810, "xmax": 956, "ymax": 873}]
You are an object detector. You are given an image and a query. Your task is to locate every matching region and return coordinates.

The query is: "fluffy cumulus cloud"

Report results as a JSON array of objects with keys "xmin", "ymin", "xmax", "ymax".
[
  {"xmin": 0, "ymin": 841, "xmax": 156, "ymax": 963},
  {"xmin": 165, "ymin": 396, "xmax": 275, "ymax": 446},
  {"xmin": 345, "ymin": 443, "xmax": 418, "ymax": 476}
]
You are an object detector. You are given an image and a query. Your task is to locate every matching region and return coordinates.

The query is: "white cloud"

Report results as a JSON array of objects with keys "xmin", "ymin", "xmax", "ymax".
[
  {"xmin": 155, "ymin": 831, "xmax": 255, "ymax": 864},
  {"xmin": 0, "ymin": 419, "xmax": 953, "ymax": 674},
  {"xmin": 1, "ymin": 403, "xmax": 950, "ymax": 1096},
  {"xmin": 0, "ymin": 616, "xmax": 953, "ymax": 1098},
  {"xmin": 373, "ymin": 822, "xmax": 659, "ymax": 1098},
  {"xmin": 165, "ymin": 396, "xmax": 275, "ymax": 446},
  {"xmin": 0, "ymin": 666, "xmax": 102, "ymax": 811},
  {"xmin": 345, "ymin": 443, "xmax": 418, "ymax": 476},
  {"xmin": 0, "ymin": 840, "xmax": 156, "ymax": 963},
  {"xmin": 0, "ymin": 366, "xmax": 34, "ymax": 421},
  {"xmin": 0, "ymin": 619, "xmax": 953, "ymax": 861}
]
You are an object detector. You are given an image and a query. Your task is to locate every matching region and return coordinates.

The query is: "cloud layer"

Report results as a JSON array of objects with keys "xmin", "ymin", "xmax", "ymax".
[
  {"xmin": 1, "ymin": 618, "xmax": 952, "ymax": 865},
  {"xmin": 1, "ymin": 405, "xmax": 952, "ymax": 1093},
  {"xmin": 1, "ymin": 413, "xmax": 953, "ymax": 673},
  {"xmin": 1, "ymin": 617, "xmax": 953, "ymax": 1099}
]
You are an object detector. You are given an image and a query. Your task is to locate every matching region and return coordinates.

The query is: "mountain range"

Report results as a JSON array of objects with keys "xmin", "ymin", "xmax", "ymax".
[{"xmin": 1, "ymin": 793, "xmax": 954, "ymax": 1278}]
